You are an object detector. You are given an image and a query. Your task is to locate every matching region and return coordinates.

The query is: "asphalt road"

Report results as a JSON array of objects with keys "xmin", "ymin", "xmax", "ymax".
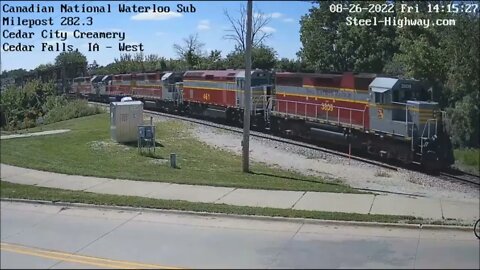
[{"xmin": 1, "ymin": 201, "xmax": 479, "ymax": 269}]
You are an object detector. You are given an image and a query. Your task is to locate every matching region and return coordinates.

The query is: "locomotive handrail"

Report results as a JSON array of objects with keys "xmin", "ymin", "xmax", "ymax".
[
  {"xmin": 421, "ymin": 118, "xmax": 438, "ymax": 139},
  {"xmin": 269, "ymin": 97, "xmax": 366, "ymax": 129},
  {"xmin": 419, "ymin": 118, "xmax": 438, "ymax": 154},
  {"xmin": 272, "ymin": 98, "xmax": 366, "ymax": 113},
  {"xmin": 251, "ymin": 93, "xmax": 274, "ymax": 114}
]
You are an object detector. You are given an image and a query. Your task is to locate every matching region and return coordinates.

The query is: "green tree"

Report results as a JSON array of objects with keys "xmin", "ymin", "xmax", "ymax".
[
  {"xmin": 173, "ymin": 34, "xmax": 205, "ymax": 69},
  {"xmin": 298, "ymin": 1, "xmax": 398, "ymax": 72},
  {"xmin": 226, "ymin": 45, "xmax": 277, "ymax": 70},
  {"xmin": 199, "ymin": 50, "xmax": 226, "ymax": 70},
  {"xmin": 387, "ymin": 2, "xmax": 449, "ymax": 100},
  {"xmin": 275, "ymin": 58, "xmax": 311, "ymax": 72},
  {"xmin": 54, "ymin": 51, "xmax": 87, "ymax": 79},
  {"xmin": 442, "ymin": 13, "xmax": 479, "ymax": 147},
  {"xmin": 387, "ymin": 1, "xmax": 479, "ymax": 147},
  {"xmin": 0, "ymin": 68, "xmax": 29, "ymax": 80},
  {"xmin": 446, "ymin": 95, "xmax": 479, "ymax": 147},
  {"xmin": 32, "ymin": 63, "xmax": 57, "ymax": 83}
]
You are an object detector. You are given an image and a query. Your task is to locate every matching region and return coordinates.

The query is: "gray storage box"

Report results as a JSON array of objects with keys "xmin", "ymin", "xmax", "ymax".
[{"xmin": 110, "ymin": 101, "xmax": 144, "ymax": 143}]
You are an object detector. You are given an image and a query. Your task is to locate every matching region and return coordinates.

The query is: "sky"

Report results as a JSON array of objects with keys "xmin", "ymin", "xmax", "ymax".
[{"xmin": 0, "ymin": 0, "xmax": 315, "ymax": 71}]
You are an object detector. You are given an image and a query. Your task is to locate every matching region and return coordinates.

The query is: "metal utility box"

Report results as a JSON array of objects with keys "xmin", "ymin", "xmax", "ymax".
[
  {"xmin": 110, "ymin": 101, "xmax": 144, "ymax": 143},
  {"xmin": 138, "ymin": 125, "xmax": 156, "ymax": 152}
]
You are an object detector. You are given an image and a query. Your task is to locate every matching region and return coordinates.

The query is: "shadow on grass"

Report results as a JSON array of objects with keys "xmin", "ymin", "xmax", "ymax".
[
  {"xmin": 139, "ymin": 151, "xmax": 164, "ymax": 159},
  {"xmin": 122, "ymin": 141, "xmax": 165, "ymax": 148},
  {"xmin": 139, "ymin": 151, "xmax": 182, "ymax": 170},
  {"xmin": 249, "ymin": 171, "xmax": 343, "ymax": 186}
]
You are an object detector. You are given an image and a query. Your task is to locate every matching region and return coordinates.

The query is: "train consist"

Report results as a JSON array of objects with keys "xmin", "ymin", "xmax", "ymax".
[{"xmin": 71, "ymin": 70, "xmax": 455, "ymax": 171}]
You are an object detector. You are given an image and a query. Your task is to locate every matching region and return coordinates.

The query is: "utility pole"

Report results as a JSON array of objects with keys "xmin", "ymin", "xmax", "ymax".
[
  {"xmin": 242, "ymin": 0, "xmax": 253, "ymax": 173},
  {"xmin": 61, "ymin": 64, "xmax": 66, "ymax": 94}
]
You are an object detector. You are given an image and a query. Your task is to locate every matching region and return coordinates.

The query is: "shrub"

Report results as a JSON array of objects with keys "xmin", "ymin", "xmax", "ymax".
[
  {"xmin": 44, "ymin": 99, "xmax": 101, "ymax": 124},
  {"xmin": 0, "ymin": 80, "xmax": 55, "ymax": 130}
]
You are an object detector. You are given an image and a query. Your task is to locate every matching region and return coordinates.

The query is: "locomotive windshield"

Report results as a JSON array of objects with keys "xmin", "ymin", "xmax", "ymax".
[{"xmin": 371, "ymin": 78, "xmax": 431, "ymax": 104}]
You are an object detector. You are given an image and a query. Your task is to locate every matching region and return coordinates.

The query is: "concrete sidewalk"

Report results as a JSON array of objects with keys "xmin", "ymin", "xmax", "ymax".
[
  {"xmin": 0, "ymin": 129, "xmax": 70, "ymax": 140},
  {"xmin": 1, "ymin": 164, "xmax": 479, "ymax": 222}
]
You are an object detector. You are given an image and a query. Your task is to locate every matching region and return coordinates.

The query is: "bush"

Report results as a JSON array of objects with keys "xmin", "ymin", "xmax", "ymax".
[
  {"xmin": 0, "ymin": 80, "xmax": 55, "ymax": 130},
  {"xmin": 44, "ymin": 99, "xmax": 101, "ymax": 124},
  {"xmin": 446, "ymin": 95, "xmax": 479, "ymax": 148},
  {"xmin": 1, "ymin": 80, "xmax": 102, "ymax": 129}
]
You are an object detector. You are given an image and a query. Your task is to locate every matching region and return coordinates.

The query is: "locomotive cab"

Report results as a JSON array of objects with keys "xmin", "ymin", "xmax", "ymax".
[
  {"xmin": 161, "ymin": 72, "xmax": 183, "ymax": 101},
  {"xmin": 72, "ymin": 76, "xmax": 91, "ymax": 98},
  {"xmin": 90, "ymin": 75, "xmax": 103, "ymax": 96},
  {"xmin": 236, "ymin": 70, "xmax": 273, "ymax": 113},
  {"xmin": 367, "ymin": 77, "xmax": 454, "ymax": 171},
  {"xmin": 99, "ymin": 75, "xmax": 112, "ymax": 96}
]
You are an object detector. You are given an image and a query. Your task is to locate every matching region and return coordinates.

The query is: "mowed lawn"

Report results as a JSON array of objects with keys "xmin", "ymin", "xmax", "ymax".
[{"xmin": 1, "ymin": 113, "xmax": 358, "ymax": 193}]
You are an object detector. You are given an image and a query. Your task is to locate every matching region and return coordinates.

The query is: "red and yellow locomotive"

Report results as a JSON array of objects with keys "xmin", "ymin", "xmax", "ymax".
[{"xmin": 72, "ymin": 69, "xmax": 454, "ymax": 170}]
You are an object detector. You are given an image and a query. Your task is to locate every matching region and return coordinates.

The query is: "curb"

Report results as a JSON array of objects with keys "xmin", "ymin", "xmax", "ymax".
[{"xmin": 1, "ymin": 198, "xmax": 473, "ymax": 231}]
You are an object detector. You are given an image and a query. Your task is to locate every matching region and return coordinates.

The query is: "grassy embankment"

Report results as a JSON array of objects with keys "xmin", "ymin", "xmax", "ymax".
[{"xmin": 1, "ymin": 113, "xmax": 357, "ymax": 193}]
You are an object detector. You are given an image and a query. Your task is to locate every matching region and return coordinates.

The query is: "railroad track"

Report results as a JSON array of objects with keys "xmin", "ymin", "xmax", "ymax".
[
  {"xmin": 89, "ymin": 101, "xmax": 398, "ymax": 171},
  {"xmin": 438, "ymin": 170, "xmax": 480, "ymax": 187}
]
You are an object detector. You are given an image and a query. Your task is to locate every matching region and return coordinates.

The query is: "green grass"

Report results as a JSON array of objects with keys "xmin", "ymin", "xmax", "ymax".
[
  {"xmin": 454, "ymin": 148, "xmax": 479, "ymax": 175},
  {"xmin": 0, "ymin": 181, "xmax": 417, "ymax": 224},
  {"xmin": 0, "ymin": 113, "xmax": 357, "ymax": 193}
]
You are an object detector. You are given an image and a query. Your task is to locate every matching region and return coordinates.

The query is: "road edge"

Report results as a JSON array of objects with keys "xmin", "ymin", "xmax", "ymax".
[{"xmin": 1, "ymin": 198, "xmax": 473, "ymax": 231}]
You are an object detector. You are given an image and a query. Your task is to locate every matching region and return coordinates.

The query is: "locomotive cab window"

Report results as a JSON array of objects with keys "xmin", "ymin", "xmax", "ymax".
[
  {"xmin": 371, "ymin": 87, "xmax": 390, "ymax": 104},
  {"xmin": 393, "ymin": 89, "xmax": 405, "ymax": 103},
  {"xmin": 237, "ymin": 79, "xmax": 244, "ymax": 90}
]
